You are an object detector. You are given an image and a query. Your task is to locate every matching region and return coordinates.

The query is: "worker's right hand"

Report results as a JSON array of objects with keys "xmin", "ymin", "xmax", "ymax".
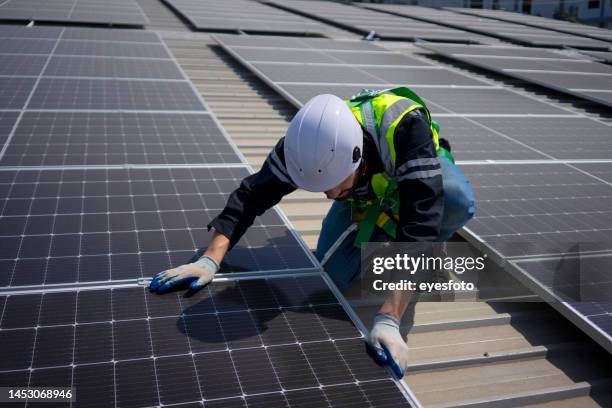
[
  {"xmin": 149, "ymin": 255, "xmax": 219, "ymax": 294},
  {"xmin": 368, "ymin": 313, "xmax": 410, "ymax": 379}
]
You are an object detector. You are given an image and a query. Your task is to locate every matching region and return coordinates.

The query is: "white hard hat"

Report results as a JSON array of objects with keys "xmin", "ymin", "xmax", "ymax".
[{"xmin": 284, "ymin": 94, "xmax": 363, "ymax": 192}]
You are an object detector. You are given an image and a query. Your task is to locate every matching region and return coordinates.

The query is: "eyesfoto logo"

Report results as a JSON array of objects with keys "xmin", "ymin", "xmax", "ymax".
[{"xmin": 372, "ymin": 253, "xmax": 486, "ymax": 275}]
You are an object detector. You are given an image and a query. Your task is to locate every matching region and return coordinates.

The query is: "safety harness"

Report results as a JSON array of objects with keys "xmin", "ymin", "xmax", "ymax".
[{"xmin": 344, "ymin": 87, "xmax": 454, "ymax": 248}]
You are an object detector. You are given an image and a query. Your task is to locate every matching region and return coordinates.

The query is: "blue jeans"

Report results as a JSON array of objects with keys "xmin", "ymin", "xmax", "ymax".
[{"xmin": 315, "ymin": 157, "xmax": 476, "ymax": 291}]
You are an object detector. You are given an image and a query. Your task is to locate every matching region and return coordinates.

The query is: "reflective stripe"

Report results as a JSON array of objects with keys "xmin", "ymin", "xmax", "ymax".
[
  {"xmin": 379, "ymin": 99, "xmax": 422, "ymax": 175},
  {"xmin": 361, "ymin": 101, "xmax": 377, "ymax": 138},
  {"xmin": 397, "ymin": 168, "xmax": 442, "ymax": 182},
  {"xmin": 380, "ymin": 99, "xmax": 416, "ymax": 139},
  {"xmin": 267, "ymin": 149, "xmax": 296, "ymax": 187},
  {"xmin": 395, "ymin": 157, "xmax": 439, "ymax": 177}
]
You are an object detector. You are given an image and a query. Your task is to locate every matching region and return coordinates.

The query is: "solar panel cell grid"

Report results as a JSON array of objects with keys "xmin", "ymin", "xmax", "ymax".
[
  {"xmin": 0, "ymin": 38, "xmax": 56, "ymax": 54},
  {"xmin": 0, "ymin": 111, "xmax": 20, "ymax": 148},
  {"xmin": 462, "ymin": 163, "xmax": 612, "ymax": 258},
  {"xmin": 61, "ymin": 27, "xmax": 160, "ymax": 43},
  {"xmin": 0, "ymin": 276, "xmax": 412, "ymax": 407},
  {"xmin": 1, "ymin": 112, "xmax": 241, "ymax": 166},
  {"xmin": 43, "ymin": 56, "xmax": 184, "ymax": 79},
  {"xmin": 0, "ymin": 25, "xmax": 63, "ymax": 40},
  {"xmin": 433, "ymin": 117, "xmax": 549, "ymax": 161},
  {"xmin": 163, "ymin": 0, "xmax": 335, "ymax": 35},
  {"xmin": 54, "ymin": 40, "xmax": 171, "ymax": 58},
  {"xmin": 0, "ymin": 55, "xmax": 47, "ymax": 76},
  {"xmin": 0, "ymin": 0, "xmax": 148, "ymax": 26},
  {"xmin": 471, "ymin": 117, "xmax": 612, "ymax": 160},
  {"xmin": 0, "ymin": 77, "xmax": 36, "ymax": 109},
  {"xmin": 28, "ymin": 78, "xmax": 206, "ymax": 111},
  {"xmin": 0, "ymin": 167, "xmax": 315, "ymax": 287}
]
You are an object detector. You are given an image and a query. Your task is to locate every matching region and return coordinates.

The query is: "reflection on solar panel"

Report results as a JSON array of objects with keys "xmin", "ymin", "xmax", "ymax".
[
  {"xmin": 0, "ymin": 167, "xmax": 316, "ymax": 288},
  {"xmin": 162, "ymin": 0, "xmax": 337, "ymax": 36},
  {"xmin": 0, "ymin": 275, "xmax": 413, "ymax": 406},
  {"xmin": 450, "ymin": 7, "xmax": 612, "ymax": 43},
  {"xmin": 420, "ymin": 43, "xmax": 612, "ymax": 109},
  {"xmin": 361, "ymin": 4, "xmax": 610, "ymax": 50},
  {"xmin": 264, "ymin": 0, "xmax": 489, "ymax": 43},
  {"xmin": 2, "ymin": 112, "xmax": 241, "ymax": 166},
  {"xmin": 0, "ymin": 0, "xmax": 148, "ymax": 27}
]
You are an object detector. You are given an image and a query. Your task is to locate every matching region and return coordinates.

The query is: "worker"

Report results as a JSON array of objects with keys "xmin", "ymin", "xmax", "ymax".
[{"xmin": 150, "ymin": 87, "xmax": 476, "ymax": 378}]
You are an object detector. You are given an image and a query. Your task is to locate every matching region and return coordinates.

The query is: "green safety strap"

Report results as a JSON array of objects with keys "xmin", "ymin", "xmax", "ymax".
[{"xmin": 352, "ymin": 178, "xmax": 399, "ymax": 248}]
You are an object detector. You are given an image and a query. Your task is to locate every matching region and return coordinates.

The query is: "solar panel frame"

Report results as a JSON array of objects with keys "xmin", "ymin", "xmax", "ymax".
[{"xmin": 0, "ymin": 274, "xmax": 417, "ymax": 407}]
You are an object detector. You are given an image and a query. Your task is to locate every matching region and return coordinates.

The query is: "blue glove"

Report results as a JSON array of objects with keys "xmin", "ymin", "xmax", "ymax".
[
  {"xmin": 150, "ymin": 255, "xmax": 219, "ymax": 294},
  {"xmin": 368, "ymin": 313, "xmax": 409, "ymax": 378}
]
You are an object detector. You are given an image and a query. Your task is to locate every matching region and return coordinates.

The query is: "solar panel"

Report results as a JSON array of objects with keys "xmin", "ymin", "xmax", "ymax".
[
  {"xmin": 461, "ymin": 162, "xmax": 612, "ymax": 258},
  {"xmin": 449, "ymin": 7, "xmax": 612, "ymax": 43},
  {"xmin": 0, "ymin": 38, "xmax": 56, "ymax": 54},
  {"xmin": 360, "ymin": 4, "xmax": 610, "ymax": 50},
  {"xmin": 28, "ymin": 78, "xmax": 206, "ymax": 111},
  {"xmin": 61, "ymin": 27, "xmax": 160, "ymax": 43},
  {"xmin": 420, "ymin": 43, "xmax": 612, "ymax": 109},
  {"xmin": 264, "ymin": 0, "xmax": 490, "ymax": 43},
  {"xmin": 469, "ymin": 117, "xmax": 612, "ymax": 160},
  {"xmin": 433, "ymin": 117, "xmax": 549, "ymax": 161},
  {"xmin": 1, "ymin": 112, "xmax": 241, "ymax": 166},
  {"xmin": 0, "ymin": 275, "xmax": 414, "ymax": 406},
  {"xmin": 228, "ymin": 47, "xmax": 431, "ymax": 66},
  {"xmin": 0, "ymin": 54, "xmax": 47, "ymax": 76},
  {"xmin": 0, "ymin": 0, "xmax": 148, "ymax": 27},
  {"xmin": 0, "ymin": 76, "xmax": 37, "ymax": 109},
  {"xmin": 55, "ymin": 40, "xmax": 171, "ymax": 58},
  {"xmin": 0, "ymin": 25, "xmax": 63, "ymax": 40},
  {"xmin": 450, "ymin": 56, "xmax": 612, "ymax": 74},
  {"xmin": 0, "ymin": 167, "xmax": 317, "ymax": 288},
  {"xmin": 162, "ymin": 0, "xmax": 338, "ymax": 36},
  {"xmin": 43, "ymin": 56, "xmax": 184, "ymax": 79},
  {"xmin": 278, "ymin": 84, "xmax": 568, "ymax": 116}
]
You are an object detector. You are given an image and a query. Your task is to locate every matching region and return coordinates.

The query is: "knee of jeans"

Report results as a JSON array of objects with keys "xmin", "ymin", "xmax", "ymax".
[{"xmin": 441, "ymin": 161, "xmax": 476, "ymax": 218}]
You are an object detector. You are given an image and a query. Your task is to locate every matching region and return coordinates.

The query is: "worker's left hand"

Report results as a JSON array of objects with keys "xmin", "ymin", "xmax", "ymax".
[{"xmin": 368, "ymin": 313, "xmax": 409, "ymax": 378}]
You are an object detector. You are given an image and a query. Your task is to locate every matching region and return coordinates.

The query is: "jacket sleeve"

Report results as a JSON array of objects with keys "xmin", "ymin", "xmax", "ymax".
[
  {"xmin": 393, "ymin": 109, "xmax": 444, "ymax": 242},
  {"xmin": 207, "ymin": 137, "xmax": 297, "ymax": 249}
]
